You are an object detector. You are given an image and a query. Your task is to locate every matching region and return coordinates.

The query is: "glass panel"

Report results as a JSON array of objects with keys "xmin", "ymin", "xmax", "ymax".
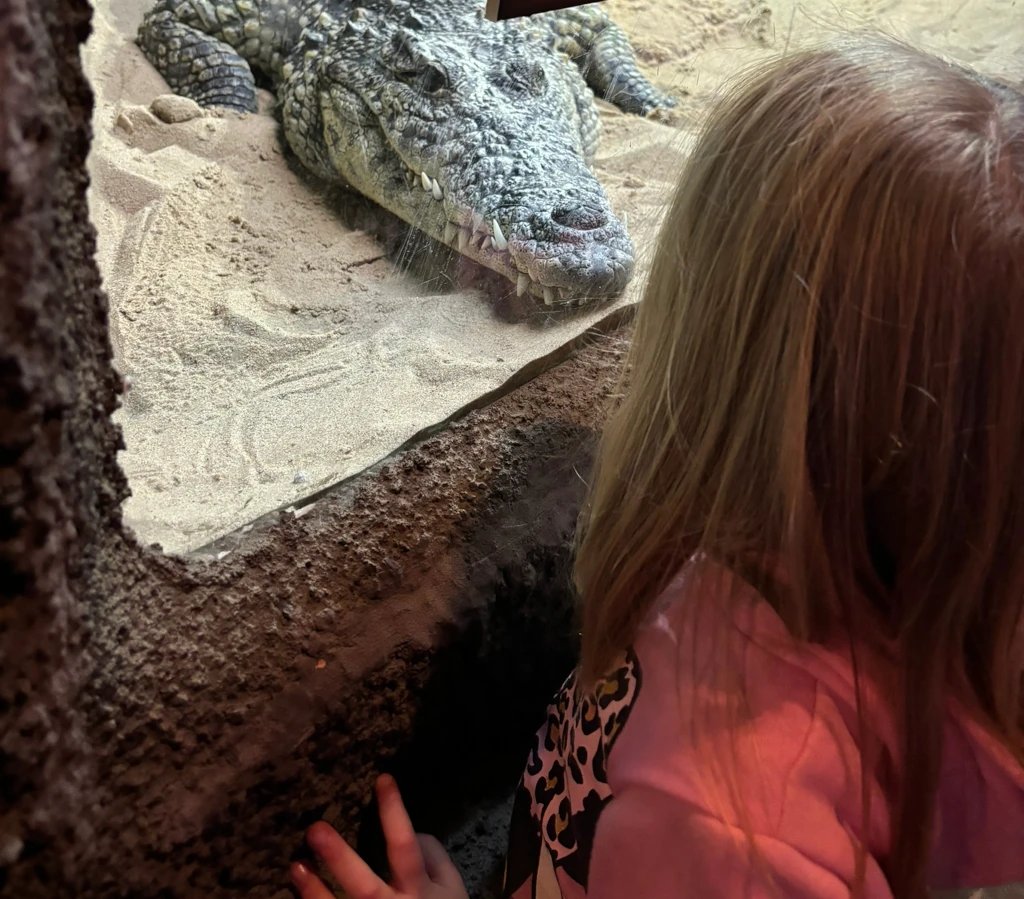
[{"xmin": 82, "ymin": 0, "xmax": 1020, "ymax": 555}]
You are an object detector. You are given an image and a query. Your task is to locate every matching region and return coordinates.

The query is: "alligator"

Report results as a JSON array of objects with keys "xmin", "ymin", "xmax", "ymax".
[{"xmin": 136, "ymin": 0, "xmax": 676, "ymax": 307}]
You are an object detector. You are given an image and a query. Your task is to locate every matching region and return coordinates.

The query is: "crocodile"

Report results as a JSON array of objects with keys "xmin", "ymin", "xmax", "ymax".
[{"xmin": 136, "ymin": 0, "xmax": 676, "ymax": 307}]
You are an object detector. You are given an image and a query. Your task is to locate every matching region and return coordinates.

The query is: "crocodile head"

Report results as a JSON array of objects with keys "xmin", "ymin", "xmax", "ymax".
[{"xmin": 301, "ymin": 2, "xmax": 633, "ymax": 308}]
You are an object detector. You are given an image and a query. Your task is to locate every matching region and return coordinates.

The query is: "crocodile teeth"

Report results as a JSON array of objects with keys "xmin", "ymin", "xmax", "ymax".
[
  {"xmin": 517, "ymin": 273, "xmax": 530, "ymax": 297},
  {"xmin": 542, "ymin": 286, "xmax": 555, "ymax": 305},
  {"xmin": 458, "ymin": 229, "xmax": 469, "ymax": 251},
  {"xmin": 431, "ymin": 179, "xmax": 443, "ymax": 201},
  {"xmin": 444, "ymin": 222, "xmax": 458, "ymax": 244},
  {"xmin": 491, "ymin": 220, "xmax": 508, "ymax": 251},
  {"xmin": 420, "ymin": 171, "xmax": 432, "ymax": 192},
  {"xmin": 622, "ymin": 211, "xmax": 629, "ymax": 230}
]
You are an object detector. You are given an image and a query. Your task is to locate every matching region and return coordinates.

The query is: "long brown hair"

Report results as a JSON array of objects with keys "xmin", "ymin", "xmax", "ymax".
[{"xmin": 575, "ymin": 35, "xmax": 1024, "ymax": 899}]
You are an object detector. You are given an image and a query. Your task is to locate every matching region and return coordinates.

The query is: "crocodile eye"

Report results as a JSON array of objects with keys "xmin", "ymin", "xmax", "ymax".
[
  {"xmin": 394, "ymin": 63, "xmax": 448, "ymax": 95},
  {"xmin": 503, "ymin": 60, "xmax": 547, "ymax": 95}
]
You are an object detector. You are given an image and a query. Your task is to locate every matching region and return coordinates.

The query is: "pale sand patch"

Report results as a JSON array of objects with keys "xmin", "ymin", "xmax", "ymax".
[{"xmin": 83, "ymin": 0, "xmax": 1023, "ymax": 555}]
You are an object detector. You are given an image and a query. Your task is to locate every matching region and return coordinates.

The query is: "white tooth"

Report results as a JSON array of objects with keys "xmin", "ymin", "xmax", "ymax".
[
  {"xmin": 476, "ymin": 233, "xmax": 488, "ymax": 250},
  {"xmin": 421, "ymin": 171, "xmax": 432, "ymax": 191},
  {"xmin": 471, "ymin": 213, "xmax": 486, "ymax": 234},
  {"xmin": 543, "ymin": 286, "xmax": 555, "ymax": 305},
  {"xmin": 517, "ymin": 273, "xmax": 530, "ymax": 297},
  {"xmin": 458, "ymin": 229, "xmax": 469, "ymax": 251},
  {"xmin": 431, "ymin": 179, "xmax": 443, "ymax": 201},
  {"xmin": 484, "ymin": 236, "xmax": 493, "ymax": 250},
  {"xmin": 492, "ymin": 219, "xmax": 508, "ymax": 251},
  {"xmin": 444, "ymin": 222, "xmax": 458, "ymax": 244},
  {"xmin": 622, "ymin": 211, "xmax": 629, "ymax": 230}
]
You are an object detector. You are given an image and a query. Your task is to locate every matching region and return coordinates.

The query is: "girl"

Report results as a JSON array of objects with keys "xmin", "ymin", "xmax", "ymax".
[{"xmin": 289, "ymin": 35, "xmax": 1024, "ymax": 899}]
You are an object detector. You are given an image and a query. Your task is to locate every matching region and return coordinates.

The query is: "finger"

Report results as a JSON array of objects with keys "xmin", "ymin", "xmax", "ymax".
[
  {"xmin": 417, "ymin": 834, "xmax": 465, "ymax": 892},
  {"xmin": 306, "ymin": 821, "xmax": 390, "ymax": 899},
  {"xmin": 290, "ymin": 862, "xmax": 337, "ymax": 899},
  {"xmin": 375, "ymin": 775, "xmax": 427, "ymax": 892}
]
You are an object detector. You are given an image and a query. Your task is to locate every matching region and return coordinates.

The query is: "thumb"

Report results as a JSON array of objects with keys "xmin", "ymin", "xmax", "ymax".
[{"xmin": 417, "ymin": 834, "xmax": 465, "ymax": 893}]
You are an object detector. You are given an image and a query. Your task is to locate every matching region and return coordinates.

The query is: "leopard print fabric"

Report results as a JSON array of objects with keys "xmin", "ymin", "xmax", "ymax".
[{"xmin": 502, "ymin": 648, "xmax": 644, "ymax": 897}]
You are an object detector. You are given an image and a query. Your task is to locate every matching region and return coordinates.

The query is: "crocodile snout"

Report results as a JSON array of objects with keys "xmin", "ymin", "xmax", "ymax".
[{"xmin": 502, "ymin": 198, "xmax": 635, "ymax": 304}]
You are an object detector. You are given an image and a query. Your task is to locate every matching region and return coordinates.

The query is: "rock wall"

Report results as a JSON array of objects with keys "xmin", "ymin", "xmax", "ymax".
[
  {"xmin": 0, "ymin": 0, "xmax": 131, "ymax": 887},
  {"xmin": 0, "ymin": 1, "xmax": 625, "ymax": 896}
]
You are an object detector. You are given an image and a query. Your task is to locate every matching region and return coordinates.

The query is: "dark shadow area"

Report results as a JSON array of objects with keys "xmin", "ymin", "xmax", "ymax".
[
  {"xmin": 353, "ymin": 542, "xmax": 581, "ymax": 893},
  {"xmin": 353, "ymin": 422, "xmax": 592, "ymax": 896}
]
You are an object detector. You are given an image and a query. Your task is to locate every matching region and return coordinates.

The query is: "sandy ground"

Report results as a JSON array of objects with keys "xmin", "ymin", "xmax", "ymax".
[{"xmin": 83, "ymin": 0, "xmax": 1024, "ymax": 555}]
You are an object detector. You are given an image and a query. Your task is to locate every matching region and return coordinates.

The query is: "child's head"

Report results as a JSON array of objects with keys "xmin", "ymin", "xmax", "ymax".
[{"xmin": 576, "ymin": 35, "xmax": 1024, "ymax": 894}]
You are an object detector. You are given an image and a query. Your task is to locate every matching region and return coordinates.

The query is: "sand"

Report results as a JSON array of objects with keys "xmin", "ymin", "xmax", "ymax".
[{"xmin": 83, "ymin": 0, "xmax": 1024, "ymax": 556}]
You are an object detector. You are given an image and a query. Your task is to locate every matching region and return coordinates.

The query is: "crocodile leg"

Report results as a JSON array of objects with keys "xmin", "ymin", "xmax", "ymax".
[
  {"xmin": 138, "ymin": 8, "xmax": 259, "ymax": 114},
  {"xmin": 534, "ymin": 3, "xmax": 676, "ymax": 116},
  {"xmin": 585, "ymin": 16, "xmax": 677, "ymax": 115}
]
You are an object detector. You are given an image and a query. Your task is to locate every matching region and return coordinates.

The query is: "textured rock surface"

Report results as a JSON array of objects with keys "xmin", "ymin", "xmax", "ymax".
[
  {"xmin": 0, "ymin": 0, "xmax": 129, "ymax": 885},
  {"xmin": 0, "ymin": 3, "xmax": 627, "ymax": 896}
]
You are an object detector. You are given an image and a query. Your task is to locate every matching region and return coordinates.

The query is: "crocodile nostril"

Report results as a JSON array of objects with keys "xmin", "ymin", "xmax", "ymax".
[{"xmin": 550, "ymin": 205, "xmax": 608, "ymax": 231}]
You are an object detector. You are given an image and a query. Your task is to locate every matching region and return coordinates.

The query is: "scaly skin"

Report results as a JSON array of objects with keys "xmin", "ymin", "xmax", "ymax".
[{"xmin": 137, "ymin": 0, "xmax": 676, "ymax": 307}]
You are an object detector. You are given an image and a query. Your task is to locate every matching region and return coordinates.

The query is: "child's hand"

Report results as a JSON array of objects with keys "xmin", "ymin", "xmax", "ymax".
[{"xmin": 290, "ymin": 775, "xmax": 469, "ymax": 899}]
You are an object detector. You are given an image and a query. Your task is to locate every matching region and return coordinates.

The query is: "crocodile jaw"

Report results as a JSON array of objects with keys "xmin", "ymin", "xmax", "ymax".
[
  {"xmin": 398, "ymin": 156, "xmax": 634, "ymax": 306},
  {"xmin": 320, "ymin": 98, "xmax": 632, "ymax": 307}
]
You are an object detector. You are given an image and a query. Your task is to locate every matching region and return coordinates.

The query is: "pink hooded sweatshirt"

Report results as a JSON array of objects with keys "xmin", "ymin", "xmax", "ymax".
[{"xmin": 500, "ymin": 556, "xmax": 1024, "ymax": 899}]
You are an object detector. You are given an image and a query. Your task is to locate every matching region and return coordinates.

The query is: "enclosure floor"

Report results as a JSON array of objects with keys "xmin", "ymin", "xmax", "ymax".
[{"xmin": 83, "ymin": 0, "xmax": 1024, "ymax": 555}]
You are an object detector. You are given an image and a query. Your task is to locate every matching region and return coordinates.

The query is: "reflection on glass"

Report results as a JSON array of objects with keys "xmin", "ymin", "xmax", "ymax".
[{"xmin": 82, "ymin": 0, "xmax": 1017, "ymax": 555}]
